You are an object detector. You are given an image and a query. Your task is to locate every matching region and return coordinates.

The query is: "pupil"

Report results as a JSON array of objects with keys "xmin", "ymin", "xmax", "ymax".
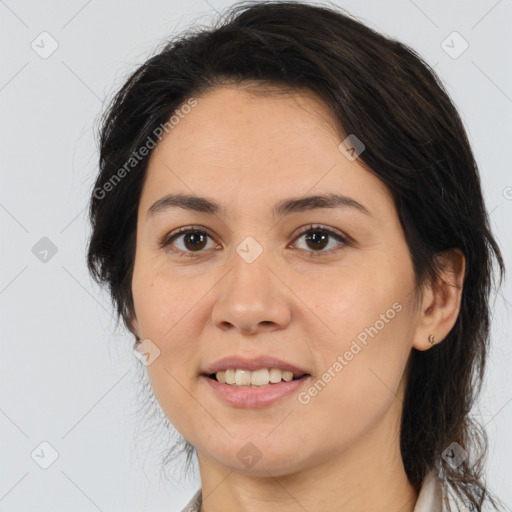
[
  {"xmin": 185, "ymin": 232, "xmax": 207, "ymax": 251},
  {"xmin": 306, "ymin": 231, "xmax": 328, "ymax": 250},
  {"xmin": 183, "ymin": 230, "xmax": 329, "ymax": 252}
]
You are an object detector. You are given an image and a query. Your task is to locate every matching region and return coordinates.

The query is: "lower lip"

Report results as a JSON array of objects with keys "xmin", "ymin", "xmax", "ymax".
[{"xmin": 200, "ymin": 374, "xmax": 311, "ymax": 408}]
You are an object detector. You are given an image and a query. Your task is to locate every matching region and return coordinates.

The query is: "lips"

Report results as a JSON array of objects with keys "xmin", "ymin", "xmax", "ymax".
[
  {"xmin": 201, "ymin": 373, "xmax": 312, "ymax": 408},
  {"xmin": 201, "ymin": 355, "xmax": 311, "ymax": 377}
]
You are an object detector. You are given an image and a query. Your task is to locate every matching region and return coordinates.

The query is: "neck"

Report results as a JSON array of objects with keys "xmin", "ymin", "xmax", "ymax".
[{"xmin": 196, "ymin": 400, "xmax": 418, "ymax": 512}]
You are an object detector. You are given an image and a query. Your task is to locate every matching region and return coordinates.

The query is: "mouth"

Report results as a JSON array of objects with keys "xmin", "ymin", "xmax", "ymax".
[
  {"xmin": 203, "ymin": 369, "xmax": 311, "ymax": 388},
  {"xmin": 202, "ymin": 355, "xmax": 311, "ymax": 382},
  {"xmin": 200, "ymin": 370, "xmax": 312, "ymax": 408}
]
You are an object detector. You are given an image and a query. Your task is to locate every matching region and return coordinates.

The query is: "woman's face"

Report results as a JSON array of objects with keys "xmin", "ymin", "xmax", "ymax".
[{"xmin": 131, "ymin": 85, "xmax": 426, "ymax": 476}]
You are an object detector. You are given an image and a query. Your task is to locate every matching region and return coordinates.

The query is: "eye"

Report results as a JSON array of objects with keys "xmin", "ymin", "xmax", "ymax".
[
  {"xmin": 158, "ymin": 226, "xmax": 218, "ymax": 257},
  {"xmin": 290, "ymin": 224, "xmax": 349, "ymax": 256},
  {"xmin": 159, "ymin": 224, "xmax": 350, "ymax": 257}
]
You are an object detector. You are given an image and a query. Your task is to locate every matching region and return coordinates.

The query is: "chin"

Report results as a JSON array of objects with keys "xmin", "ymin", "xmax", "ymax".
[{"xmin": 203, "ymin": 436, "xmax": 312, "ymax": 477}]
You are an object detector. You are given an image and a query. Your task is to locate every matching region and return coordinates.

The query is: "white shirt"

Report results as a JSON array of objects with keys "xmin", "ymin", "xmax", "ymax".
[{"xmin": 179, "ymin": 471, "xmax": 444, "ymax": 512}]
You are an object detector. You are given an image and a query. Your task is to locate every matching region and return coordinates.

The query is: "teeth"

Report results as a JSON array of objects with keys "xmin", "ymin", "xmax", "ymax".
[
  {"xmin": 214, "ymin": 368, "xmax": 297, "ymax": 387},
  {"xmin": 269, "ymin": 368, "xmax": 283, "ymax": 383},
  {"xmin": 235, "ymin": 369, "xmax": 252, "ymax": 386},
  {"xmin": 251, "ymin": 368, "xmax": 270, "ymax": 386},
  {"xmin": 225, "ymin": 369, "xmax": 236, "ymax": 384}
]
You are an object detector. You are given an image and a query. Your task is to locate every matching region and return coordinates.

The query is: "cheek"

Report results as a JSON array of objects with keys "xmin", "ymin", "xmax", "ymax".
[
  {"xmin": 133, "ymin": 277, "xmax": 200, "ymax": 378},
  {"xmin": 297, "ymin": 327, "xmax": 411, "ymax": 450},
  {"xmin": 132, "ymin": 262, "xmax": 200, "ymax": 340},
  {"xmin": 306, "ymin": 281, "xmax": 413, "ymax": 416},
  {"xmin": 131, "ymin": 266, "xmax": 208, "ymax": 432}
]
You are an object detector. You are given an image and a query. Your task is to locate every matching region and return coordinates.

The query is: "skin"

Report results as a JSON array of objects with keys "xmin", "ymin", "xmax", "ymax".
[{"xmin": 130, "ymin": 84, "xmax": 465, "ymax": 512}]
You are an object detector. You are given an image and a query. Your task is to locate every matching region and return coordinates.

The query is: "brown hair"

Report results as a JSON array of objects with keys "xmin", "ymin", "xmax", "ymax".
[{"xmin": 86, "ymin": 2, "xmax": 506, "ymax": 509}]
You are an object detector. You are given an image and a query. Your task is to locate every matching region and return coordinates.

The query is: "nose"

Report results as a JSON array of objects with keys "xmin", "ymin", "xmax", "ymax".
[{"xmin": 211, "ymin": 250, "xmax": 293, "ymax": 335}]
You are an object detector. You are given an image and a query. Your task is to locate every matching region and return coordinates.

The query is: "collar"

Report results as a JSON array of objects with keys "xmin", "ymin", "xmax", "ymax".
[{"xmin": 180, "ymin": 471, "xmax": 444, "ymax": 512}]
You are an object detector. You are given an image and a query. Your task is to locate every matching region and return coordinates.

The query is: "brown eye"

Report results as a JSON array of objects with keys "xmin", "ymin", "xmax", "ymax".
[
  {"xmin": 292, "ymin": 225, "xmax": 349, "ymax": 256},
  {"xmin": 159, "ymin": 227, "xmax": 216, "ymax": 256},
  {"xmin": 159, "ymin": 224, "xmax": 349, "ymax": 258},
  {"xmin": 304, "ymin": 231, "xmax": 329, "ymax": 251},
  {"xmin": 180, "ymin": 231, "xmax": 208, "ymax": 251}
]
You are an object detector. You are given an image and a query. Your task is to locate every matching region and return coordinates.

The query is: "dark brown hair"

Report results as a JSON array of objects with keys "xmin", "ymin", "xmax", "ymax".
[{"xmin": 86, "ymin": 1, "xmax": 506, "ymax": 510}]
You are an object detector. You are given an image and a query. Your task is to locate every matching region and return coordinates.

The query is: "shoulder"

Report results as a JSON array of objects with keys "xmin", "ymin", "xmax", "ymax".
[
  {"xmin": 180, "ymin": 473, "xmax": 449, "ymax": 512},
  {"xmin": 179, "ymin": 488, "xmax": 202, "ymax": 512},
  {"xmin": 414, "ymin": 471, "xmax": 450, "ymax": 512}
]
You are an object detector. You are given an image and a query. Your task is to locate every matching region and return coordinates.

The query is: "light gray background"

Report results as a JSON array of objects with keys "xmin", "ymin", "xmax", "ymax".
[{"xmin": 1, "ymin": 0, "xmax": 511, "ymax": 510}]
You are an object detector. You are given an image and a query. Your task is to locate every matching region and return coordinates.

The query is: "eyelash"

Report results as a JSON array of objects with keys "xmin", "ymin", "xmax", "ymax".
[{"xmin": 158, "ymin": 224, "xmax": 351, "ymax": 258}]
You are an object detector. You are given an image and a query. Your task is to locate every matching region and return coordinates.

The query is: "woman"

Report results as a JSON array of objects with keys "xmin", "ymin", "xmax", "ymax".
[{"xmin": 86, "ymin": 1, "xmax": 506, "ymax": 510}]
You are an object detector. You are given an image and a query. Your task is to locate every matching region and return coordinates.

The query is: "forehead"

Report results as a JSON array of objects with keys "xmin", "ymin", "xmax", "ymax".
[
  {"xmin": 159, "ymin": 84, "xmax": 342, "ymax": 153},
  {"xmin": 140, "ymin": 85, "xmax": 394, "ymax": 221}
]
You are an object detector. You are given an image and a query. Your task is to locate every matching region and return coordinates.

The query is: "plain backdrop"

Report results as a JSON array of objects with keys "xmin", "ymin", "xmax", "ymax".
[{"xmin": 1, "ymin": 0, "xmax": 511, "ymax": 510}]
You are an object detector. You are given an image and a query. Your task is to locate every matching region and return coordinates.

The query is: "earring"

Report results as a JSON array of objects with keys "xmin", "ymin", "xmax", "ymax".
[{"xmin": 428, "ymin": 333, "xmax": 436, "ymax": 345}]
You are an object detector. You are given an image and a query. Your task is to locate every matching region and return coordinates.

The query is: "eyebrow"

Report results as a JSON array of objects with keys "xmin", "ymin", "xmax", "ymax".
[{"xmin": 146, "ymin": 192, "xmax": 374, "ymax": 220}]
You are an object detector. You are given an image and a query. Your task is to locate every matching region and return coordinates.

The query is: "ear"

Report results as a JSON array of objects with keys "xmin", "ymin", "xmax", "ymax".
[{"xmin": 412, "ymin": 248, "xmax": 466, "ymax": 351}]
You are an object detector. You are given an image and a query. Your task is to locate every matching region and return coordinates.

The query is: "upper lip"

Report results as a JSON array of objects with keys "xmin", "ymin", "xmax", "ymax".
[{"xmin": 202, "ymin": 356, "xmax": 311, "ymax": 377}]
